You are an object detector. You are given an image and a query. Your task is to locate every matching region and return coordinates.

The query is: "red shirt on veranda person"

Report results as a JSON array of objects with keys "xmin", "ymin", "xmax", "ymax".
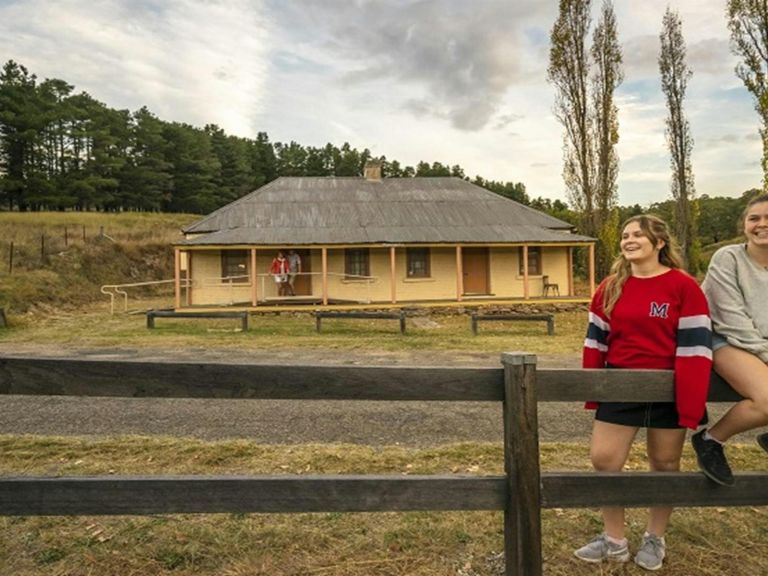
[{"xmin": 270, "ymin": 258, "xmax": 289, "ymax": 276}]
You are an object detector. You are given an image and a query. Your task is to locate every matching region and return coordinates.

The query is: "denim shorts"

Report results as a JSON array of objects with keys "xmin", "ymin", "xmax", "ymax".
[{"xmin": 712, "ymin": 333, "xmax": 729, "ymax": 352}]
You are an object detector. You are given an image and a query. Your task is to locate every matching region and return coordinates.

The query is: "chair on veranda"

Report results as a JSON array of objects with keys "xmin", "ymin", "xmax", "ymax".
[{"xmin": 542, "ymin": 275, "xmax": 560, "ymax": 297}]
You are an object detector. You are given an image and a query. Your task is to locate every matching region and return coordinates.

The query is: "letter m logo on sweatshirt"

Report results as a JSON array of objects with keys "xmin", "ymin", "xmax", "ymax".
[{"xmin": 650, "ymin": 302, "xmax": 670, "ymax": 319}]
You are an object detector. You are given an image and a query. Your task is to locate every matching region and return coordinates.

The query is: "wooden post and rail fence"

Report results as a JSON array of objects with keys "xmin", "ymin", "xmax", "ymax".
[{"xmin": 1, "ymin": 355, "xmax": 767, "ymax": 575}]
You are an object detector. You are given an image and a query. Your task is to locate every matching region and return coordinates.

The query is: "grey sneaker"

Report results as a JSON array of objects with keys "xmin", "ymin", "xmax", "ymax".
[
  {"xmin": 574, "ymin": 533, "xmax": 630, "ymax": 563},
  {"xmin": 635, "ymin": 533, "xmax": 666, "ymax": 571}
]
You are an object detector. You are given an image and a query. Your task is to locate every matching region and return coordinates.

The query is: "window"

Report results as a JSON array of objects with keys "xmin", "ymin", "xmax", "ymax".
[
  {"xmin": 345, "ymin": 248, "xmax": 370, "ymax": 278},
  {"xmin": 221, "ymin": 250, "xmax": 249, "ymax": 282},
  {"xmin": 406, "ymin": 247, "xmax": 431, "ymax": 278},
  {"xmin": 518, "ymin": 246, "xmax": 541, "ymax": 276}
]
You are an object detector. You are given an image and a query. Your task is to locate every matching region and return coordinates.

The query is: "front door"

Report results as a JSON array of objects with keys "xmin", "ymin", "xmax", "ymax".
[
  {"xmin": 462, "ymin": 247, "xmax": 489, "ymax": 294},
  {"xmin": 291, "ymin": 249, "xmax": 312, "ymax": 296}
]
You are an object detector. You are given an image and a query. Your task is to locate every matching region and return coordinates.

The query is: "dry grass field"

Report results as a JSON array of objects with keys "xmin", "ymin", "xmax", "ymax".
[{"xmin": 0, "ymin": 436, "xmax": 767, "ymax": 576}]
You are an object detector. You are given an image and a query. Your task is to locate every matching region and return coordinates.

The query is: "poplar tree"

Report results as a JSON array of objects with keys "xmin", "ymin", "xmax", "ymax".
[
  {"xmin": 548, "ymin": 0, "xmax": 623, "ymax": 277},
  {"xmin": 659, "ymin": 7, "xmax": 698, "ymax": 270},
  {"xmin": 727, "ymin": 0, "xmax": 768, "ymax": 189},
  {"xmin": 548, "ymin": 0, "xmax": 595, "ymax": 231},
  {"xmin": 591, "ymin": 0, "xmax": 623, "ymax": 274}
]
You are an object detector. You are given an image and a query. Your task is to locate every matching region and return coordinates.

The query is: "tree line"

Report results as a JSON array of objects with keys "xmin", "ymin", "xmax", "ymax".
[{"xmin": 0, "ymin": 60, "xmax": 528, "ymax": 214}]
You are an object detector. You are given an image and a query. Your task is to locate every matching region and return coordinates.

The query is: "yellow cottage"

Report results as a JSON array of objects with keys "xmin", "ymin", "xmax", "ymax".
[{"xmin": 173, "ymin": 163, "xmax": 596, "ymax": 310}]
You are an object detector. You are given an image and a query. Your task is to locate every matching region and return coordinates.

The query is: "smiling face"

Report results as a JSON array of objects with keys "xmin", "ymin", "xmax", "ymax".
[
  {"xmin": 744, "ymin": 200, "xmax": 768, "ymax": 249},
  {"xmin": 620, "ymin": 221, "xmax": 664, "ymax": 267}
]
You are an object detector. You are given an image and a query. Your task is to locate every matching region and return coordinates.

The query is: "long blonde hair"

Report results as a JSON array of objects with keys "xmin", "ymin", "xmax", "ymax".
[{"xmin": 602, "ymin": 214, "xmax": 685, "ymax": 317}]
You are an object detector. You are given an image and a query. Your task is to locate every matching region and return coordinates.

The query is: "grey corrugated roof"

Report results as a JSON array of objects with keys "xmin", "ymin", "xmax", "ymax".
[{"xmin": 180, "ymin": 177, "xmax": 594, "ymax": 245}]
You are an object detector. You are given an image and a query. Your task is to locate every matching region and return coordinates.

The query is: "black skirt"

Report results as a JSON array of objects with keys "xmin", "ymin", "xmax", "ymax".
[
  {"xmin": 595, "ymin": 401, "xmax": 708, "ymax": 429},
  {"xmin": 595, "ymin": 364, "xmax": 708, "ymax": 429}
]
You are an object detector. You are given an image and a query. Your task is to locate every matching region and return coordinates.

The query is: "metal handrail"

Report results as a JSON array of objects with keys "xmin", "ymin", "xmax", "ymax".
[{"xmin": 101, "ymin": 279, "xmax": 186, "ymax": 315}]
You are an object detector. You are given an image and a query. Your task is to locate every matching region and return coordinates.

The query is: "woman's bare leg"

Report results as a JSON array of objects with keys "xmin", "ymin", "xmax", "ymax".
[
  {"xmin": 708, "ymin": 347, "xmax": 768, "ymax": 442},
  {"xmin": 590, "ymin": 420, "xmax": 638, "ymax": 538},
  {"xmin": 645, "ymin": 427, "xmax": 686, "ymax": 536}
]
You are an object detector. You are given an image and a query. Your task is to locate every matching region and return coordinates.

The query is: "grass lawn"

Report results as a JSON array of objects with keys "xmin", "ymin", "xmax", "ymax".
[
  {"xmin": 0, "ymin": 301, "xmax": 587, "ymax": 357},
  {"xmin": 0, "ymin": 435, "xmax": 766, "ymax": 576}
]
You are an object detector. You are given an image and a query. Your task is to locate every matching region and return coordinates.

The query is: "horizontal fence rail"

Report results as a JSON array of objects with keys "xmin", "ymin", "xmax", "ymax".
[
  {"xmin": 0, "ymin": 354, "xmax": 765, "ymax": 576},
  {"xmin": 0, "ymin": 357, "xmax": 741, "ymax": 402},
  {"xmin": 0, "ymin": 475, "xmax": 507, "ymax": 516},
  {"xmin": 4, "ymin": 473, "xmax": 767, "ymax": 518}
]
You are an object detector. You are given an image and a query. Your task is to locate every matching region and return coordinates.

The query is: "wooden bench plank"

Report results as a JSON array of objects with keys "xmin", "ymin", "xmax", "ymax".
[
  {"xmin": 471, "ymin": 312, "xmax": 554, "ymax": 336},
  {"xmin": 315, "ymin": 310, "xmax": 406, "ymax": 334},
  {"xmin": 146, "ymin": 310, "xmax": 248, "ymax": 331}
]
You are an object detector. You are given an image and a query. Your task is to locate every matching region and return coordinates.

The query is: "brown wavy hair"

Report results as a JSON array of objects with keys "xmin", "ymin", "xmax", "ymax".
[
  {"xmin": 602, "ymin": 214, "xmax": 685, "ymax": 317},
  {"xmin": 741, "ymin": 193, "xmax": 768, "ymax": 223}
]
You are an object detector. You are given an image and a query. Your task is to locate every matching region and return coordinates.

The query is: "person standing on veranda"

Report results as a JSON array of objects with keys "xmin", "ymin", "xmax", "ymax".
[
  {"xmin": 692, "ymin": 193, "xmax": 768, "ymax": 486},
  {"xmin": 574, "ymin": 215, "xmax": 712, "ymax": 571},
  {"xmin": 269, "ymin": 251, "xmax": 290, "ymax": 297},
  {"xmin": 287, "ymin": 250, "xmax": 302, "ymax": 297}
]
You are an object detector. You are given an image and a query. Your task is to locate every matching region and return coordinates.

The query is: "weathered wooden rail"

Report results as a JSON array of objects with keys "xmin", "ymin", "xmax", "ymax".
[
  {"xmin": 470, "ymin": 312, "xmax": 555, "ymax": 335},
  {"xmin": 1, "ymin": 355, "xmax": 767, "ymax": 576}
]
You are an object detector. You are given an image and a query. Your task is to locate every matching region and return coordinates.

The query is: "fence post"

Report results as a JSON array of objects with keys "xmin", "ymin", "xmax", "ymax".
[
  {"xmin": 8, "ymin": 241, "xmax": 13, "ymax": 275},
  {"xmin": 501, "ymin": 352, "xmax": 542, "ymax": 576}
]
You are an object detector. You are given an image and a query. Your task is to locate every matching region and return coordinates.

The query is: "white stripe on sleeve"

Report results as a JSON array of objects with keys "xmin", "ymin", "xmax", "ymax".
[
  {"xmin": 584, "ymin": 338, "xmax": 608, "ymax": 352},
  {"xmin": 678, "ymin": 315, "xmax": 712, "ymax": 330},
  {"xmin": 588, "ymin": 312, "xmax": 610, "ymax": 332},
  {"xmin": 676, "ymin": 345, "xmax": 713, "ymax": 360}
]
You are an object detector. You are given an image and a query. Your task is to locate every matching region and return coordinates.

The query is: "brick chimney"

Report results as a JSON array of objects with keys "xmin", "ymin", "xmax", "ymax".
[{"xmin": 363, "ymin": 159, "xmax": 383, "ymax": 182}]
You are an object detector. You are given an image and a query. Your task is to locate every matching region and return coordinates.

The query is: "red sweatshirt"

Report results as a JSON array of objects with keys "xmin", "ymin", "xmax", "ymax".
[
  {"xmin": 582, "ymin": 269, "xmax": 712, "ymax": 429},
  {"xmin": 270, "ymin": 257, "xmax": 289, "ymax": 276}
]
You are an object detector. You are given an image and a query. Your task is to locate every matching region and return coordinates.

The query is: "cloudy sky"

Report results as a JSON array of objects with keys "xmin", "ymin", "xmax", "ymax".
[{"xmin": 0, "ymin": 0, "xmax": 761, "ymax": 206}]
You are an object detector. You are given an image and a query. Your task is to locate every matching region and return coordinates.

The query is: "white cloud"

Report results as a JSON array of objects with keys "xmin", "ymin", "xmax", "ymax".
[{"xmin": 0, "ymin": 0, "xmax": 270, "ymax": 136}]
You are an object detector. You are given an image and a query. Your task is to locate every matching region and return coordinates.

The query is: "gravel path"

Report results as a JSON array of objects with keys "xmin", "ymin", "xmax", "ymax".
[{"xmin": 0, "ymin": 344, "xmax": 761, "ymax": 446}]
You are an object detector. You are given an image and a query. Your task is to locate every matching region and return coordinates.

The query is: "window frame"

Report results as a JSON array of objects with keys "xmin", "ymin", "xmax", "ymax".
[
  {"xmin": 406, "ymin": 247, "xmax": 431, "ymax": 278},
  {"xmin": 221, "ymin": 249, "xmax": 249, "ymax": 283},
  {"xmin": 344, "ymin": 248, "xmax": 370, "ymax": 279},
  {"xmin": 518, "ymin": 246, "xmax": 542, "ymax": 276}
]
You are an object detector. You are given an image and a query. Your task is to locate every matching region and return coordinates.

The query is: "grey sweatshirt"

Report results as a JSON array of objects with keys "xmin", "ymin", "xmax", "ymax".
[{"xmin": 702, "ymin": 243, "xmax": 768, "ymax": 363}]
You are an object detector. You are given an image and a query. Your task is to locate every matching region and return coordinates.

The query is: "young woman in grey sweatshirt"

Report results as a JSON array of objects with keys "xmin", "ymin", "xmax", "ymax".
[{"xmin": 692, "ymin": 194, "xmax": 768, "ymax": 486}]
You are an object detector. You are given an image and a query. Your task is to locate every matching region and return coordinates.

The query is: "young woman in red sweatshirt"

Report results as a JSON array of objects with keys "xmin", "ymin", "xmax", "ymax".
[{"xmin": 574, "ymin": 215, "xmax": 712, "ymax": 571}]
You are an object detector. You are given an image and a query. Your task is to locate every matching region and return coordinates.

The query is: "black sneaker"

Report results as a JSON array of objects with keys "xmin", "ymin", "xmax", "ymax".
[
  {"xmin": 692, "ymin": 430, "xmax": 734, "ymax": 487},
  {"xmin": 758, "ymin": 433, "xmax": 768, "ymax": 454}
]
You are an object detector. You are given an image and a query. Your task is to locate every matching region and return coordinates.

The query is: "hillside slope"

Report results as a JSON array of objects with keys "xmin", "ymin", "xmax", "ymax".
[{"xmin": 0, "ymin": 212, "xmax": 196, "ymax": 313}]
